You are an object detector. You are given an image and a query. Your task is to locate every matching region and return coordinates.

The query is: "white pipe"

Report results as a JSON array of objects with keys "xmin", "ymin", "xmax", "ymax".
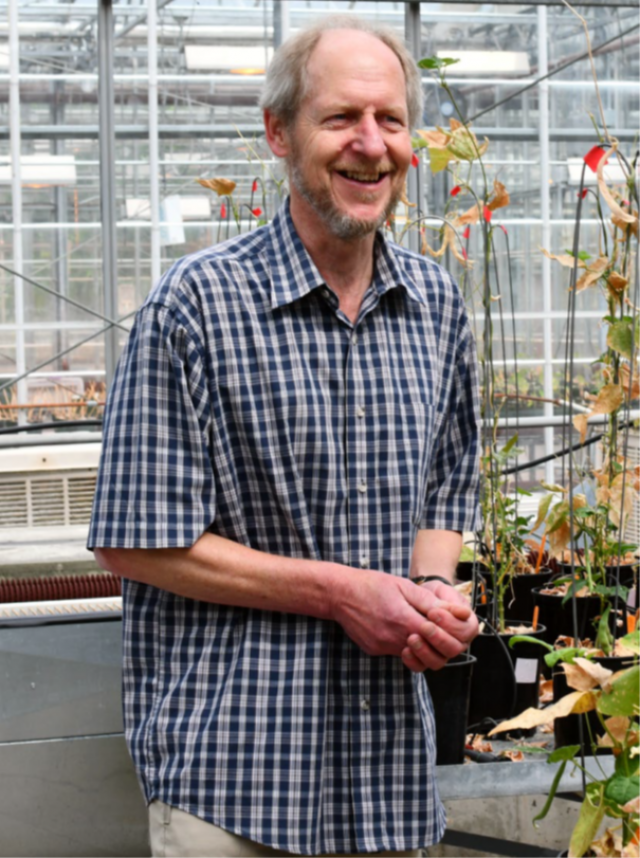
[
  {"xmin": 9, "ymin": 0, "xmax": 26, "ymax": 424},
  {"xmin": 538, "ymin": 5, "xmax": 554, "ymax": 484},
  {"xmin": 148, "ymin": 0, "xmax": 161, "ymax": 287}
]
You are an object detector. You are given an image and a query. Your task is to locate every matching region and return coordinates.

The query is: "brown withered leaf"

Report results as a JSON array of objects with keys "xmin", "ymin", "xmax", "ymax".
[
  {"xmin": 488, "ymin": 179, "xmax": 510, "ymax": 212},
  {"xmin": 197, "ymin": 177, "xmax": 237, "ymax": 196},
  {"xmin": 487, "ymin": 690, "xmax": 597, "ymax": 736},
  {"xmin": 453, "ymin": 204, "xmax": 481, "ymax": 226},
  {"xmin": 422, "ymin": 223, "xmax": 471, "ymax": 267},
  {"xmin": 621, "ymin": 795, "xmax": 640, "ymax": 815},
  {"xmin": 608, "ymin": 271, "xmax": 629, "ymax": 292},
  {"xmin": 619, "ymin": 364, "xmax": 640, "ymax": 401},
  {"xmin": 612, "ymin": 211, "xmax": 639, "ymax": 238},
  {"xmin": 596, "ymin": 716, "xmax": 631, "ymax": 748},
  {"xmin": 592, "ymin": 383, "xmax": 624, "ymax": 415},
  {"xmin": 415, "ymin": 128, "xmax": 449, "ymax": 148},
  {"xmin": 562, "ymin": 657, "xmax": 613, "ymax": 692},
  {"xmin": 500, "ymin": 749, "xmax": 525, "ymax": 762},
  {"xmin": 591, "ymin": 828, "xmax": 622, "ymax": 858},
  {"xmin": 573, "ymin": 414, "xmax": 590, "ymax": 446},
  {"xmin": 575, "ymin": 256, "xmax": 609, "ymax": 292},
  {"xmin": 603, "ymin": 472, "xmax": 638, "ymax": 528},
  {"xmin": 597, "ymin": 145, "xmax": 637, "ymax": 225},
  {"xmin": 541, "ymin": 247, "xmax": 582, "ymax": 268},
  {"xmin": 539, "ymin": 679, "xmax": 554, "ymax": 704}
]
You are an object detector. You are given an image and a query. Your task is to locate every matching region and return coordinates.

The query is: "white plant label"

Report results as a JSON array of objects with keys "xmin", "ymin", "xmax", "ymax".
[{"xmin": 515, "ymin": 658, "xmax": 538, "ymax": 684}]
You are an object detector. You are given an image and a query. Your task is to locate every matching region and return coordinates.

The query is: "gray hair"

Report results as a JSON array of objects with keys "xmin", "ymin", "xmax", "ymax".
[{"xmin": 259, "ymin": 16, "xmax": 423, "ymax": 131}]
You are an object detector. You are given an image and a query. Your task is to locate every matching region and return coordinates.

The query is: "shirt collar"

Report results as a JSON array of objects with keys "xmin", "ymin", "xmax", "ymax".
[{"xmin": 266, "ymin": 198, "xmax": 427, "ymax": 310}]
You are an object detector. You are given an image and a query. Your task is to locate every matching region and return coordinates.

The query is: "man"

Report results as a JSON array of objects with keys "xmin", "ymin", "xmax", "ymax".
[{"xmin": 89, "ymin": 16, "xmax": 480, "ymax": 858}]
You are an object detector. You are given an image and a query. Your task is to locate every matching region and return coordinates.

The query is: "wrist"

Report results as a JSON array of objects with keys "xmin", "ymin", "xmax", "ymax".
[{"xmin": 412, "ymin": 574, "xmax": 454, "ymax": 587}]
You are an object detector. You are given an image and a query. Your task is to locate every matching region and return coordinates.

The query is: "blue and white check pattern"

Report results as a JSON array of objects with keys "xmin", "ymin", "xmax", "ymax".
[{"xmin": 89, "ymin": 200, "xmax": 480, "ymax": 856}]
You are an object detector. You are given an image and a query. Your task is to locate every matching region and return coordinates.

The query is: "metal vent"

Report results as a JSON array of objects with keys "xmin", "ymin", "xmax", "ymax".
[
  {"xmin": 0, "ymin": 472, "xmax": 97, "ymax": 528},
  {"xmin": 0, "ymin": 480, "xmax": 29, "ymax": 527}
]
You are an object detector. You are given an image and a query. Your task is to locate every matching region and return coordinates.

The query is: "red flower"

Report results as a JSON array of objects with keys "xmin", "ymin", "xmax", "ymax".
[
  {"xmin": 483, "ymin": 205, "xmax": 492, "ymax": 223},
  {"xmin": 461, "ymin": 248, "xmax": 468, "ymax": 260},
  {"xmin": 252, "ymin": 207, "xmax": 262, "ymax": 217},
  {"xmin": 499, "ymin": 224, "xmax": 508, "ymax": 235},
  {"xmin": 220, "ymin": 203, "xmax": 227, "ymax": 219},
  {"xmin": 578, "ymin": 189, "xmax": 588, "ymax": 199},
  {"xmin": 411, "ymin": 153, "xmax": 419, "ymax": 168},
  {"xmin": 450, "ymin": 185, "xmax": 461, "ymax": 197},
  {"xmin": 583, "ymin": 145, "xmax": 607, "ymax": 173},
  {"xmin": 252, "ymin": 179, "xmax": 258, "ymax": 193},
  {"xmin": 462, "ymin": 226, "xmax": 471, "ymax": 240}
]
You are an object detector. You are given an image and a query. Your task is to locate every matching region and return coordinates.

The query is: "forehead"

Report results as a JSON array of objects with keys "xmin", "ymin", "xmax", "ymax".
[{"xmin": 303, "ymin": 29, "xmax": 408, "ymax": 111}]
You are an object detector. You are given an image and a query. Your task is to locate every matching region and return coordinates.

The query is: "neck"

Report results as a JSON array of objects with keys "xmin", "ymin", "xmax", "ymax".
[{"xmin": 289, "ymin": 195, "xmax": 376, "ymax": 324}]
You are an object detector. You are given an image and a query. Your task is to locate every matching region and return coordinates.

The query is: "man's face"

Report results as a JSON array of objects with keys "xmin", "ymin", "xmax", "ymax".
[{"xmin": 284, "ymin": 30, "xmax": 413, "ymax": 241}]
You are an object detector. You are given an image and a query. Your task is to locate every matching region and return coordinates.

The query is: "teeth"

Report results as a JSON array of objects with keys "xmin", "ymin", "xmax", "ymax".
[{"xmin": 343, "ymin": 171, "xmax": 384, "ymax": 182}]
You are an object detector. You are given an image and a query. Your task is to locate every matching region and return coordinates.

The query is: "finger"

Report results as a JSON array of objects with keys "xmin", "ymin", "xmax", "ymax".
[
  {"xmin": 401, "ymin": 647, "xmax": 427, "ymax": 673},
  {"xmin": 413, "ymin": 621, "xmax": 467, "ymax": 661},
  {"xmin": 407, "ymin": 631, "xmax": 454, "ymax": 667},
  {"xmin": 431, "ymin": 600, "xmax": 472, "ymax": 620},
  {"xmin": 426, "ymin": 606, "xmax": 478, "ymax": 642}
]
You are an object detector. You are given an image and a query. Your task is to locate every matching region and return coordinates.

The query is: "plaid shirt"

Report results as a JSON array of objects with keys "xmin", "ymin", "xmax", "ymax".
[{"xmin": 88, "ymin": 200, "xmax": 479, "ymax": 856}]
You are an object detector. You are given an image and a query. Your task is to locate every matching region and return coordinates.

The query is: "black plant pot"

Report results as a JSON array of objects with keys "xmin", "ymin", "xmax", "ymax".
[
  {"xmin": 553, "ymin": 654, "xmax": 636, "ymax": 754},
  {"xmin": 467, "ymin": 622, "xmax": 547, "ymax": 731},
  {"xmin": 425, "ymin": 652, "xmax": 476, "ymax": 765},
  {"xmin": 455, "ymin": 560, "xmax": 490, "ymax": 582},
  {"xmin": 503, "ymin": 568, "xmax": 555, "ymax": 624},
  {"xmin": 532, "ymin": 587, "xmax": 603, "ymax": 647}
]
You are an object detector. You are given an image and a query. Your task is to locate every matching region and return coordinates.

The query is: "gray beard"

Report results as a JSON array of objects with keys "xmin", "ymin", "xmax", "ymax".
[{"xmin": 288, "ymin": 159, "xmax": 400, "ymax": 242}]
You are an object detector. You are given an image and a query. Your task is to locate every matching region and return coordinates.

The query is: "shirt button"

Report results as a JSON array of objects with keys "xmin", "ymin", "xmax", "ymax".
[
  {"xmin": 351, "ymin": 333, "xmax": 358, "ymax": 346},
  {"xmin": 360, "ymin": 699, "xmax": 371, "ymax": 711},
  {"xmin": 359, "ymin": 557, "xmax": 370, "ymax": 569},
  {"xmin": 358, "ymin": 482, "xmax": 367, "ymax": 494},
  {"xmin": 356, "ymin": 405, "xmax": 366, "ymax": 419}
]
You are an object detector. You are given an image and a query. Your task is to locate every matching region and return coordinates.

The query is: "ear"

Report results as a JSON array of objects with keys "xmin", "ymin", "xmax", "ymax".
[{"xmin": 263, "ymin": 109, "xmax": 291, "ymax": 158}]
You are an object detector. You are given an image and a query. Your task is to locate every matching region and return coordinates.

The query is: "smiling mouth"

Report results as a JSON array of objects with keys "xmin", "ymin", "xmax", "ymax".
[{"xmin": 337, "ymin": 169, "xmax": 391, "ymax": 185}]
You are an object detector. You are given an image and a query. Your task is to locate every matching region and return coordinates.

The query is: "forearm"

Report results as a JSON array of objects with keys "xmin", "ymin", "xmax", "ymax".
[
  {"xmin": 95, "ymin": 533, "xmax": 341, "ymax": 621},
  {"xmin": 410, "ymin": 529, "xmax": 462, "ymax": 585}
]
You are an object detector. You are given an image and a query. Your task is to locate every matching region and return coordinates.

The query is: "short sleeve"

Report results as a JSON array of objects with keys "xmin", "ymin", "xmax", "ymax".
[
  {"xmin": 88, "ymin": 301, "xmax": 216, "ymax": 549},
  {"xmin": 420, "ymin": 318, "xmax": 480, "ymax": 533}
]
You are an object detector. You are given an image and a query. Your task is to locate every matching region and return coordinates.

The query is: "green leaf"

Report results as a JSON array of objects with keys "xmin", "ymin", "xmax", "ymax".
[
  {"xmin": 569, "ymin": 782, "xmax": 606, "ymax": 858},
  {"xmin": 605, "ymin": 775, "xmax": 640, "ymax": 808},
  {"xmin": 565, "ymin": 249, "xmax": 592, "ymax": 261},
  {"xmin": 533, "ymin": 493, "xmax": 554, "ymax": 531},
  {"xmin": 516, "ymin": 487, "xmax": 533, "ymax": 496},
  {"xmin": 418, "ymin": 56, "xmax": 460, "ymax": 70},
  {"xmin": 501, "ymin": 434, "xmax": 519, "ymax": 455},
  {"xmin": 411, "ymin": 135, "xmax": 429, "ymax": 149},
  {"xmin": 598, "ymin": 665, "xmax": 640, "ymax": 717},
  {"xmin": 544, "ymin": 647, "xmax": 591, "ymax": 668},
  {"xmin": 607, "ymin": 319, "xmax": 634, "ymax": 360},
  {"xmin": 508, "ymin": 635, "xmax": 554, "ymax": 652},
  {"xmin": 533, "ymin": 760, "xmax": 568, "ymax": 824},
  {"xmin": 618, "ymin": 629, "xmax": 640, "ymax": 655},
  {"xmin": 541, "ymin": 482, "xmax": 568, "ymax": 493},
  {"xmin": 548, "ymin": 745, "xmax": 581, "ymax": 763},
  {"xmin": 595, "ymin": 605, "xmax": 614, "ymax": 656}
]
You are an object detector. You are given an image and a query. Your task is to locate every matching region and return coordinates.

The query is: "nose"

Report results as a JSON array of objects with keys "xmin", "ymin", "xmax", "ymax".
[{"xmin": 352, "ymin": 114, "xmax": 387, "ymax": 160}]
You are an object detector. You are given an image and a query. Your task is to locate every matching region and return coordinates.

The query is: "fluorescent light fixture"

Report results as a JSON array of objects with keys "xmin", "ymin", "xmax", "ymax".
[
  {"xmin": 184, "ymin": 44, "xmax": 272, "ymax": 72},
  {"xmin": 567, "ymin": 157, "xmax": 639, "ymax": 186},
  {"xmin": 0, "ymin": 155, "xmax": 77, "ymax": 186},
  {"xmin": 436, "ymin": 50, "xmax": 530, "ymax": 76},
  {"xmin": 126, "ymin": 196, "xmax": 212, "ymax": 221},
  {"xmin": 0, "ymin": 43, "xmax": 8, "ymax": 69}
]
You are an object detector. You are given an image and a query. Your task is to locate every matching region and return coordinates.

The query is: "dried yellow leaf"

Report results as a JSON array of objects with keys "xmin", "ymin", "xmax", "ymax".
[
  {"xmin": 597, "ymin": 145, "xmax": 636, "ymax": 224},
  {"xmin": 573, "ymin": 414, "xmax": 590, "ymax": 446},
  {"xmin": 488, "ymin": 179, "xmax": 510, "ymax": 212},
  {"xmin": 562, "ymin": 657, "xmax": 613, "ymax": 692},
  {"xmin": 487, "ymin": 690, "xmax": 597, "ymax": 735},
  {"xmin": 197, "ymin": 177, "xmax": 237, "ymax": 196},
  {"xmin": 575, "ymin": 256, "xmax": 609, "ymax": 292}
]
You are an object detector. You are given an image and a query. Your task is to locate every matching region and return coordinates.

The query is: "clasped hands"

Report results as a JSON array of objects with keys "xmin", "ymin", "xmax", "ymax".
[{"xmin": 332, "ymin": 571, "xmax": 479, "ymax": 674}]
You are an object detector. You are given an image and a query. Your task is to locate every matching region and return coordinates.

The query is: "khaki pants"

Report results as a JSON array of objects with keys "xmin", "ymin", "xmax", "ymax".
[{"xmin": 148, "ymin": 800, "xmax": 422, "ymax": 858}]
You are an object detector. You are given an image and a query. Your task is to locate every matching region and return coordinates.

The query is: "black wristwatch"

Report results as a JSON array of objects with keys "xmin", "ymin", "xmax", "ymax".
[{"xmin": 411, "ymin": 575, "xmax": 453, "ymax": 587}]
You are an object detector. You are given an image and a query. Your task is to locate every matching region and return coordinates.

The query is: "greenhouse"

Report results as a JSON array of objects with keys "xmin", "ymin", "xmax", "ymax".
[{"xmin": 0, "ymin": 1, "xmax": 638, "ymax": 856}]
